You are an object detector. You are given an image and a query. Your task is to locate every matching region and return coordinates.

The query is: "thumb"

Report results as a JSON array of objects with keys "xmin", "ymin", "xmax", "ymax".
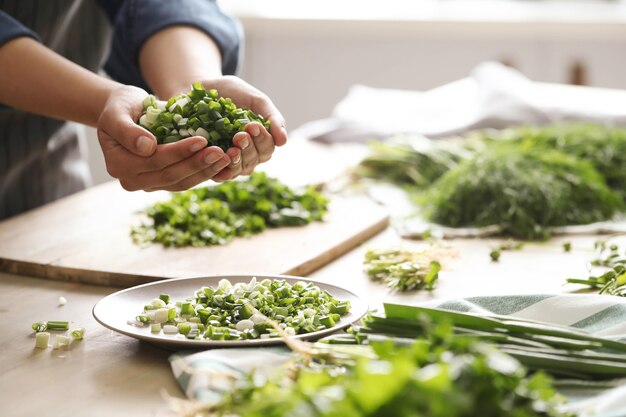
[{"xmin": 98, "ymin": 88, "xmax": 158, "ymax": 157}]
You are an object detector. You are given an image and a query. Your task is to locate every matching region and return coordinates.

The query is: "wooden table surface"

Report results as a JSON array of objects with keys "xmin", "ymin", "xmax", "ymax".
[
  {"xmin": 1, "ymin": 225, "xmax": 617, "ymax": 417},
  {"xmin": 1, "ymin": 138, "xmax": 623, "ymax": 417}
]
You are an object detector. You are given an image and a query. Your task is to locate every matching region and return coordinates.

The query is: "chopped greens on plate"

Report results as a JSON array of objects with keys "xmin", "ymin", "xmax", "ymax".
[
  {"xmin": 129, "ymin": 278, "xmax": 351, "ymax": 341},
  {"xmin": 131, "ymin": 172, "xmax": 329, "ymax": 247}
]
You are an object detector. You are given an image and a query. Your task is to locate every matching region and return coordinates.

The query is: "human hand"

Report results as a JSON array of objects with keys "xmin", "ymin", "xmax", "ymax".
[
  {"xmin": 97, "ymin": 85, "xmax": 233, "ymax": 192},
  {"xmin": 197, "ymin": 76, "xmax": 288, "ymax": 182}
]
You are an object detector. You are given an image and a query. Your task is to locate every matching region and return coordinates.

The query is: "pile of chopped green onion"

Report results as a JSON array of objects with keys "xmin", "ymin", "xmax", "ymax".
[
  {"xmin": 130, "ymin": 278, "xmax": 351, "ymax": 341},
  {"xmin": 131, "ymin": 172, "xmax": 329, "ymax": 247},
  {"xmin": 138, "ymin": 83, "xmax": 270, "ymax": 150},
  {"xmin": 363, "ymin": 247, "xmax": 441, "ymax": 292}
]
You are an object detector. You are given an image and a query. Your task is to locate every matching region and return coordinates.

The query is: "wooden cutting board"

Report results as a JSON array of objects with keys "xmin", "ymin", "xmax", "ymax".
[{"xmin": 0, "ymin": 181, "xmax": 389, "ymax": 287}]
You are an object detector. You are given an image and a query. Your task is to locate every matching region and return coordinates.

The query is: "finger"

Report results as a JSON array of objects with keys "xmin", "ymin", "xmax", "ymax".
[
  {"xmin": 232, "ymin": 131, "xmax": 259, "ymax": 175},
  {"xmin": 128, "ymin": 147, "xmax": 229, "ymax": 191},
  {"xmin": 246, "ymin": 93, "xmax": 287, "ymax": 147},
  {"xmin": 212, "ymin": 148, "xmax": 242, "ymax": 182},
  {"xmin": 246, "ymin": 122, "xmax": 275, "ymax": 163},
  {"xmin": 141, "ymin": 136, "xmax": 209, "ymax": 172},
  {"xmin": 148, "ymin": 154, "xmax": 232, "ymax": 192},
  {"xmin": 99, "ymin": 133, "xmax": 209, "ymax": 178},
  {"xmin": 268, "ymin": 116, "xmax": 288, "ymax": 147}
]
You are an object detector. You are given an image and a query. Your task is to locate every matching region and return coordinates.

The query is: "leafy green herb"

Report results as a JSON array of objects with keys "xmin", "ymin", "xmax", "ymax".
[
  {"xmin": 422, "ymin": 147, "xmax": 622, "ymax": 240},
  {"xmin": 490, "ymin": 249, "xmax": 501, "ymax": 262},
  {"xmin": 363, "ymin": 247, "xmax": 441, "ymax": 291},
  {"xmin": 131, "ymin": 172, "xmax": 328, "ymax": 247},
  {"xmin": 356, "ymin": 136, "xmax": 470, "ymax": 189},
  {"xmin": 130, "ymin": 278, "xmax": 350, "ymax": 340},
  {"xmin": 357, "ymin": 124, "xmax": 626, "ymax": 240},
  {"xmin": 499, "ymin": 124, "xmax": 626, "ymax": 200},
  {"xmin": 563, "ymin": 242, "xmax": 572, "ymax": 252},
  {"xmin": 186, "ymin": 318, "xmax": 569, "ymax": 417},
  {"xmin": 138, "ymin": 82, "xmax": 270, "ymax": 151}
]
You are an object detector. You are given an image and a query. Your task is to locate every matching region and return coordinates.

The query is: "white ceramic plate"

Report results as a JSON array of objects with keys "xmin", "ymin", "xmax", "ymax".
[{"xmin": 93, "ymin": 274, "xmax": 368, "ymax": 348}]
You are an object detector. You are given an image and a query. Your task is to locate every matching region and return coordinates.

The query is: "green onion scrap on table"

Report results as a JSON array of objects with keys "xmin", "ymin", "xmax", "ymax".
[
  {"xmin": 138, "ymin": 82, "xmax": 270, "ymax": 150},
  {"xmin": 131, "ymin": 172, "xmax": 328, "ymax": 247},
  {"xmin": 363, "ymin": 247, "xmax": 441, "ymax": 292},
  {"xmin": 566, "ymin": 239, "xmax": 626, "ymax": 296},
  {"xmin": 356, "ymin": 124, "xmax": 626, "ymax": 240},
  {"xmin": 130, "ymin": 278, "xmax": 350, "ymax": 341},
  {"xmin": 30, "ymin": 321, "xmax": 85, "ymax": 349}
]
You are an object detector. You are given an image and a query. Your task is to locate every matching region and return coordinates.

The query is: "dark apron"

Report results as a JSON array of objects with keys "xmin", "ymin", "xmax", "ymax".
[{"xmin": 0, "ymin": 0, "xmax": 110, "ymax": 219}]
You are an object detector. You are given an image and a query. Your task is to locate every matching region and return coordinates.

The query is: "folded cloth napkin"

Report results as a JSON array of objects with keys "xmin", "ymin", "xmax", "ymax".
[
  {"xmin": 297, "ymin": 61, "xmax": 626, "ymax": 143},
  {"xmin": 169, "ymin": 293, "xmax": 626, "ymax": 417}
]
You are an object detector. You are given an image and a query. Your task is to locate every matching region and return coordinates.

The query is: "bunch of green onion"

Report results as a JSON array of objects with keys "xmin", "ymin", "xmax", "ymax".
[
  {"xmin": 130, "ymin": 278, "xmax": 350, "ymax": 341},
  {"xmin": 138, "ymin": 82, "xmax": 270, "ymax": 150},
  {"xmin": 328, "ymin": 303, "xmax": 626, "ymax": 380}
]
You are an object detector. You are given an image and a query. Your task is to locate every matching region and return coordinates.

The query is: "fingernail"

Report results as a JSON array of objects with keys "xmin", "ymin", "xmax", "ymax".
[
  {"xmin": 191, "ymin": 139, "xmax": 208, "ymax": 153},
  {"xmin": 250, "ymin": 124, "xmax": 261, "ymax": 137},
  {"xmin": 136, "ymin": 136, "xmax": 155, "ymax": 155},
  {"xmin": 281, "ymin": 127, "xmax": 288, "ymax": 139},
  {"xmin": 204, "ymin": 153, "xmax": 222, "ymax": 165},
  {"xmin": 232, "ymin": 153, "xmax": 241, "ymax": 164},
  {"xmin": 216, "ymin": 156, "xmax": 230, "ymax": 170},
  {"xmin": 240, "ymin": 137, "xmax": 250, "ymax": 150}
]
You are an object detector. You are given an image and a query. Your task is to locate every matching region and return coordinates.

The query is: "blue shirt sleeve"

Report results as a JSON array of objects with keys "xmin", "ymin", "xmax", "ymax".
[
  {"xmin": 0, "ymin": 10, "xmax": 40, "ymax": 46},
  {"xmin": 98, "ymin": 0, "xmax": 243, "ymax": 93}
]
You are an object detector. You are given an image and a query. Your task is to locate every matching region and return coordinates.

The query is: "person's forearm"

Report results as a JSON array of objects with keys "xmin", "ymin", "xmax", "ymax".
[
  {"xmin": 139, "ymin": 26, "xmax": 223, "ymax": 99},
  {"xmin": 0, "ymin": 37, "xmax": 120, "ymax": 127}
]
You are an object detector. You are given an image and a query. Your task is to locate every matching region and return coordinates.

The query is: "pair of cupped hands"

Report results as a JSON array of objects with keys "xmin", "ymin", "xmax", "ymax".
[{"xmin": 96, "ymin": 76, "xmax": 286, "ymax": 192}]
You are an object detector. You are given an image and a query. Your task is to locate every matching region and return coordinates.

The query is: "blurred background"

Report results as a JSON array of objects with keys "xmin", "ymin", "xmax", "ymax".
[{"xmin": 85, "ymin": 0, "xmax": 626, "ymax": 184}]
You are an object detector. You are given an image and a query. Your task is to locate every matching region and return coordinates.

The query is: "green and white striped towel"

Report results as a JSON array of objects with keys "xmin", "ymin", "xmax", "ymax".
[{"xmin": 170, "ymin": 294, "xmax": 626, "ymax": 417}]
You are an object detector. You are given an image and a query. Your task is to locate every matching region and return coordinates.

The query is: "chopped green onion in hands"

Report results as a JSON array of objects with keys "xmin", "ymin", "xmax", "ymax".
[{"xmin": 138, "ymin": 83, "xmax": 270, "ymax": 151}]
